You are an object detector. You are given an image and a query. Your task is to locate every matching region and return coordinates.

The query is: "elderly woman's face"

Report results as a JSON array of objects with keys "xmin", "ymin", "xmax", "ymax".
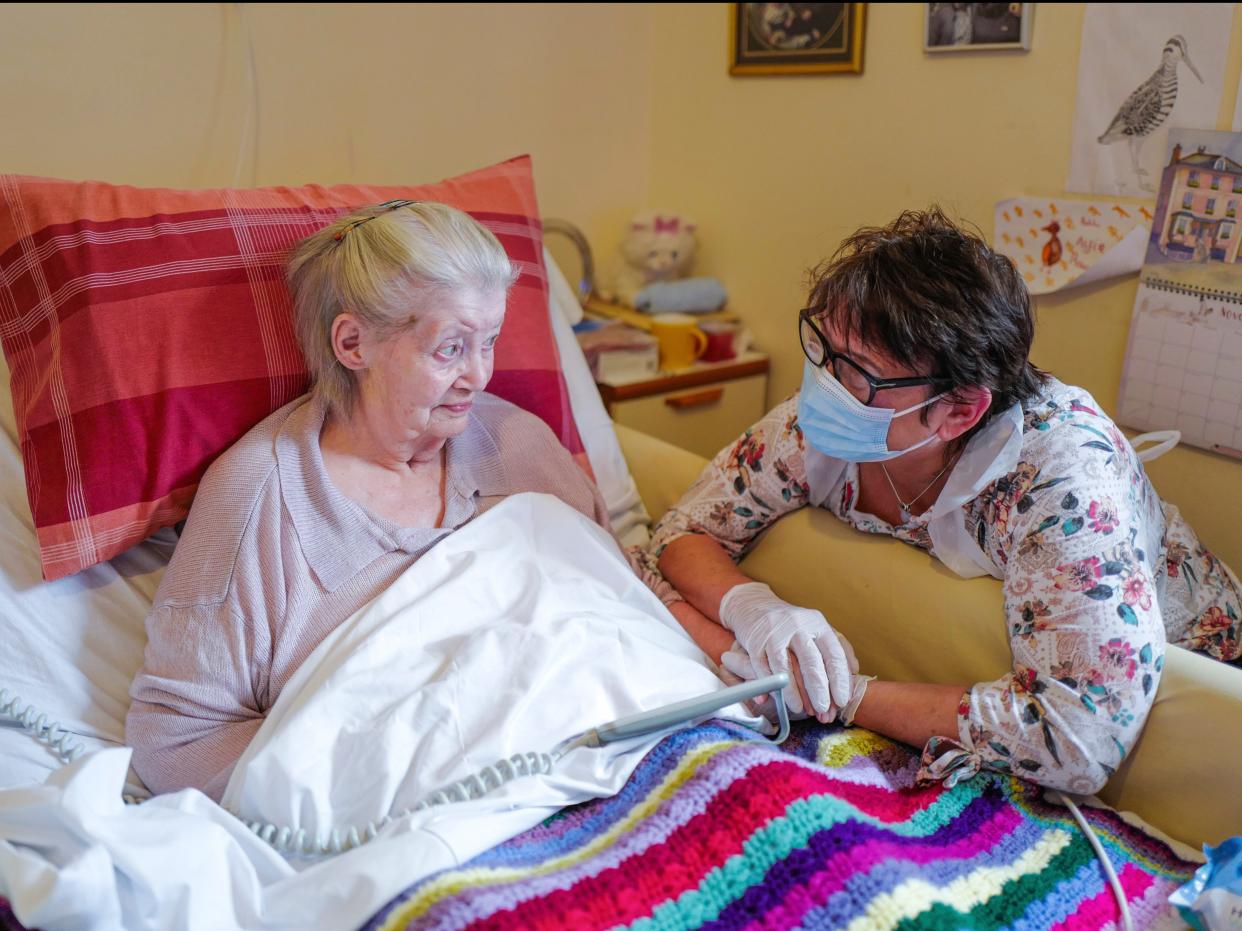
[{"xmin": 354, "ymin": 288, "xmax": 506, "ymax": 442}]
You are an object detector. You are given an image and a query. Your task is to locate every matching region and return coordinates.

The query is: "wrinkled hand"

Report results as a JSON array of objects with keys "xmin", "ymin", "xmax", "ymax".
[
  {"xmin": 717, "ymin": 581, "xmax": 858, "ymax": 720},
  {"xmin": 722, "ymin": 642, "xmax": 870, "ymax": 726}
]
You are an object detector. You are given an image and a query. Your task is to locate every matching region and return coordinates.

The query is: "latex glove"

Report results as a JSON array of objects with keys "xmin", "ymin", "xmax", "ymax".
[
  {"xmin": 717, "ymin": 582, "xmax": 857, "ymax": 719},
  {"xmin": 838, "ymin": 674, "xmax": 876, "ymax": 727}
]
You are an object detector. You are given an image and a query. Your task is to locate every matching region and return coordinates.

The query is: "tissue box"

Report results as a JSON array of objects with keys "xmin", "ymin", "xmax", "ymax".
[
  {"xmin": 595, "ymin": 344, "xmax": 660, "ymax": 383},
  {"xmin": 575, "ymin": 322, "xmax": 660, "ymax": 383}
]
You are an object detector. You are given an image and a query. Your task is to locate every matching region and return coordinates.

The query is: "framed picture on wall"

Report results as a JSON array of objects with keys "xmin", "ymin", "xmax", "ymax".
[
  {"xmin": 924, "ymin": 3, "xmax": 1033, "ymax": 52},
  {"xmin": 729, "ymin": 3, "xmax": 866, "ymax": 76}
]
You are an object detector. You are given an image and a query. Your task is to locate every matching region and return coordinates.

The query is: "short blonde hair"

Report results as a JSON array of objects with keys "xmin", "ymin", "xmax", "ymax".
[{"xmin": 286, "ymin": 201, "xmax": 518, "ymax": 413}]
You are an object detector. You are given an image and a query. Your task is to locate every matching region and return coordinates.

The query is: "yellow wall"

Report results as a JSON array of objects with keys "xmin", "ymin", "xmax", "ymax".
[
  {"xmin": 647, "ymin": 2, "xmax": 1242, "ymax": 568},
  {"xmin": 0, "ymin": 2, "xmax": 1239, "ymax": 566},
  {"xmin": 0, "ymin": 2, "xmax": 652, "ymax": 262}
]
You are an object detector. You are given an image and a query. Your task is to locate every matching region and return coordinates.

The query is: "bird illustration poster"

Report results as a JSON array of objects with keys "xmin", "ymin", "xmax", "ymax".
[
  {"xmin": 993, "ymin": 197, "xmax": 1148, "ymax": 295},
  {"xmin": 1067, "ymin": 3, "xmax": 1231, "ymax": 199}
]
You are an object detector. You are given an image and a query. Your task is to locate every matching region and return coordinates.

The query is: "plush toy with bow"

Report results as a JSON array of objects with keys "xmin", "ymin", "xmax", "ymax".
[{"xmin": 602, "ymin": 211, "xmax": 699, "ymax": 308}]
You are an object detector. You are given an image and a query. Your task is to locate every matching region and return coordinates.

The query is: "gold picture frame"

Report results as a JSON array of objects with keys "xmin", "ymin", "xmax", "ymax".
[{"xmin": 729, "ymin": 3, "xmax": 866, "ymax": 76}]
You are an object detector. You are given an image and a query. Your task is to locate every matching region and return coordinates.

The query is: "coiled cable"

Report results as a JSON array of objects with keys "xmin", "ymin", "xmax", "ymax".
[{"xmin": 0, "ymin": 687, "xmax": 86, "ymax": 765}]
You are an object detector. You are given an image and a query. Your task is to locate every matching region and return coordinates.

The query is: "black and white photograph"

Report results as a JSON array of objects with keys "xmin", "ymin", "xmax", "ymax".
[{"xmin": 924, "ymin": 3, "xmax": 1033, "ymax": 52}]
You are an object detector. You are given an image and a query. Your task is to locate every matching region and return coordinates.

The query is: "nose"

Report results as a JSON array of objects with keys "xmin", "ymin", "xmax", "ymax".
[{"xmin": 456, "ymin": 346, "xmax": 492, "ymax": 391}]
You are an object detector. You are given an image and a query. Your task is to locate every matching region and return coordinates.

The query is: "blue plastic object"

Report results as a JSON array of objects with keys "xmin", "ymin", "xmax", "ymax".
[
  {"xmin": 1170, "ymin": 835, "xmax": 1242, "ymax": 930},
  {"xmin": 634, "ymin": 277, "xmax": 728, "ymax": 314}
]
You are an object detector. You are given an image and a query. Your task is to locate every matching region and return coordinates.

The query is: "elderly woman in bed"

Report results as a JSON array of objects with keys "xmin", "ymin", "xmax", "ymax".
[
  {"xmin": 126, "ymin": 201, "xmax": 609, "ymax": 799},
  {"xmin": 642, "ymin": 208, "xmax": 1242, "ymax": 797}
]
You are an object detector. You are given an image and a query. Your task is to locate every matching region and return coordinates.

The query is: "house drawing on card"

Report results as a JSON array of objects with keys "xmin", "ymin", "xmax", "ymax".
[{"xmin": 1151, "ymin": 143, "xmax": 1242, "ymax": 263}]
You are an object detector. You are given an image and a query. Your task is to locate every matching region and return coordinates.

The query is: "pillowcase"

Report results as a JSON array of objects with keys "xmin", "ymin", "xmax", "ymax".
[
  {"xmin": 0, "ymin": 157, "xmax": 586, "ymax": 581},
  {"xmin": 544, "ymin": 249, "xmax": 650, "ymax": 547}
]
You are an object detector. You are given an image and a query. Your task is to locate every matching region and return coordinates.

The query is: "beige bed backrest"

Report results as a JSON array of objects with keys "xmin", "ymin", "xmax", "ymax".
[{"xmin": 0, "ymin": 350, "xmax": 15, "ymax": 446}]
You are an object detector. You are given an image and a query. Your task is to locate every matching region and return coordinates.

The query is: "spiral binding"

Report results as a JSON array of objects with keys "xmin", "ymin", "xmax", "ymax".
[{"xmin": 1143, "ymin": 274, "xmax": 1242, "ymax": 303}]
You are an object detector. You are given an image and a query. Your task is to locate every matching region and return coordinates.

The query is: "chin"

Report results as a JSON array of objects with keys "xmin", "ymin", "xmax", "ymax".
[{"xmin": 432, "ymin": 409, "xmax": 472, "ymax": 433}]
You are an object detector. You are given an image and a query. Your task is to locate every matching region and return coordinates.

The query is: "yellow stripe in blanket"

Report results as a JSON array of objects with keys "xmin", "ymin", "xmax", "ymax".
[
  {"xmin": 815, "ymin": 728, "xmax": 903, "ymax": 770},
  {"xmin": 378, "ymin": 739, "xmax": 738, "ymax": 929}
]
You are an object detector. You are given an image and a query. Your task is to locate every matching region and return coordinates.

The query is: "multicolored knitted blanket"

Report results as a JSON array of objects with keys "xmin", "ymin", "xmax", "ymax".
[{"xmin": 363, "ymin": 721, "xmax": 1198, "ymax": 931}]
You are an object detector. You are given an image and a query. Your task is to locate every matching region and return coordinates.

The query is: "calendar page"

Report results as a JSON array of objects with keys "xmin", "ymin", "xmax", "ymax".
[
  {"xmin": 1116, "ymin": 128, "xmax": 1242, "ymax": 461},
  {"xmin": 1117, "ymin": 279, "xmax": 1242, "ymax": 457}
]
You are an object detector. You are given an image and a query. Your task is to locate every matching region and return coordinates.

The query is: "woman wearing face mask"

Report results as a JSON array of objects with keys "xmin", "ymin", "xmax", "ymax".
[{"xmin": 639, "ymin": 208, "xmax": 1241, "ymax": 795}]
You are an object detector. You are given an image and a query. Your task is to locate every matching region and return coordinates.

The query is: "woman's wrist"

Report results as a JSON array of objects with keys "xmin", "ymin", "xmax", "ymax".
[
  {"xmin": 667, "ymin": 600, "xmax": 736, "ymax": 665},
  {"xmin": 658, "ymin": 534, "xmax": 753, "ymax": 624}
]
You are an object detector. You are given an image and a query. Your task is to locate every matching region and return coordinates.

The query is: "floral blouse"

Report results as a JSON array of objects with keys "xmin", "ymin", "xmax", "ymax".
[{"xmin": 641, "ymin": 378, "xmax": 1242, "ymax": 795}]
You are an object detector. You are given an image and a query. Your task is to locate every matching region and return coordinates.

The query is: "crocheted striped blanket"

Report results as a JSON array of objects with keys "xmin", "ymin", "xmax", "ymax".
[{"xmin": 362, "ymin": 721, "xmax": 1198, "ymax": 931}]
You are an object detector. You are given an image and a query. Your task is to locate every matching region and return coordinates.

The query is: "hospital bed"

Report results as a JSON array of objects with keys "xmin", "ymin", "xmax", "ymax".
[{"xmin": 0, "ymin": 212, "xmax": 1231, "ymax": 930}]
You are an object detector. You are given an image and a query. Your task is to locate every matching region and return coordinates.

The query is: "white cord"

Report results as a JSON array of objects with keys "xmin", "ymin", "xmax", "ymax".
[
  {"xmin": 1049, "ymin": 789, "xmax": 1134, "ymax": 931},
  {"xmin": 227, "ymin": 751, "xmax": 557, "ymax": 858},
  {"xmin": 232, "ymin": 2, "xmax": 260, "ymax": 187},
  {"xmin": 0, "ymin": 683, "xmax": 1144, "ymax": 889},
  {"xmin": 0, "ymin": 682, "xmax": 557, "ymax": 857},
  {"xmin": 0, "ymin": 687, "xmax": 86, "ymax": 765}
]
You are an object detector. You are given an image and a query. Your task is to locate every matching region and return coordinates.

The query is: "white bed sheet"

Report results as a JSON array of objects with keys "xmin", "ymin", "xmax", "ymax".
[
  {"xmin": 0, "ymin": 414, "xmax": 169, "ymax": 791},
  {"xmin": 0, "ymin": 250, "xmax": 658, "ymax": 928},
  {"xmin": 1, "ymin": 495, "xmax": 742, "ymax": 931}
]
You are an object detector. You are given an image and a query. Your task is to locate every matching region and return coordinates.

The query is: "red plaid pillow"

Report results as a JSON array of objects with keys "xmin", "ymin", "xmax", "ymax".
[{"xmin": 0, "ymin": 156, "xmax": 586, "ymax": 581}]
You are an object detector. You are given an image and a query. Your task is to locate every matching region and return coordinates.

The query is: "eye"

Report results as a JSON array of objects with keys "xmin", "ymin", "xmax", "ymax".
[
  {"xmin": 671, "ymin": 250, "xmax": 679, "ymax": 259},
  {"xmin": 482, "ymin": 334, "xmax": 499, "ymax": 352},
  {"xmin": 434, "ymin": 341, "xmax": 464, "ymax": 361}
]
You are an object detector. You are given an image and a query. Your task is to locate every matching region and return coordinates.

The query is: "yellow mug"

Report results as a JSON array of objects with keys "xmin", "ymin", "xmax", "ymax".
[{"xmin": 650, "ymin": 313, "xmax": 708, "ymax": 371}]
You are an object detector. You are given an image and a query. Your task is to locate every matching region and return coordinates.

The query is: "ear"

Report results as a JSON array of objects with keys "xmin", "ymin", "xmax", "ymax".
[
  {"xmin": 331, "ymin": 312, "xmax": 369, "ymax": 372},
  {"xmin": 935, "ymin": 385, "xmax": 993, "ymax": 443}
]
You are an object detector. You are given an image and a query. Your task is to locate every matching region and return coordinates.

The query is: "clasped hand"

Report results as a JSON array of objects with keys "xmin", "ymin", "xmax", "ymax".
[{"xmin": 718, "ymin": 581, "xmax": 859, "ymax": 722}]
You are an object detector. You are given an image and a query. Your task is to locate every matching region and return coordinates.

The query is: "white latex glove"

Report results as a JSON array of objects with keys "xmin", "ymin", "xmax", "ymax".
[
  {"xmin": 717, "ymin": 581, "xmax": 858, "ymax": 718},
  {"xmin": 838, "ymin": 674, "xmax": 876, "ymax": 727}
]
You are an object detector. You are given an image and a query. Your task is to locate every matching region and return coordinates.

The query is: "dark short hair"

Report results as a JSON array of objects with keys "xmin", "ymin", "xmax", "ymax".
[{"xmin": 806, "ymin": 207, "xmax": 1048, "ymax": 436}]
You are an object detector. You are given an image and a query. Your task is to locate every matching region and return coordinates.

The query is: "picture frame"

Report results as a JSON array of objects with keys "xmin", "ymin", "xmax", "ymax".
[
  {"xmin": 924, "ymin": 3, "xmax": 1033, "ymax": 53},
  {"xmin": 729, "ymin": 3, "xmax": 866, "ymax": 76}
]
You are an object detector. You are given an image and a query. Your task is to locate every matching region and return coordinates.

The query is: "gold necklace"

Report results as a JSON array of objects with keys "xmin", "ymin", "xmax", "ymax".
[{"xmin": 879, "ymin": 454, "xmax": 957, "ymax": 524}]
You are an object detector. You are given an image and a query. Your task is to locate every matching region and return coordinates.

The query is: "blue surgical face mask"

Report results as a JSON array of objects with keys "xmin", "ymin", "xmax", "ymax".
[{"xmin": 797, "ymin": 361, "xmax": 945, "ymax": 463}]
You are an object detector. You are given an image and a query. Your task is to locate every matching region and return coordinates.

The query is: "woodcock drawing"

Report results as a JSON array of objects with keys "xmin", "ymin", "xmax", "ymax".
[{"xmin": 1097, "ymin": 35, "xmax": 1203, "ymax": 192}]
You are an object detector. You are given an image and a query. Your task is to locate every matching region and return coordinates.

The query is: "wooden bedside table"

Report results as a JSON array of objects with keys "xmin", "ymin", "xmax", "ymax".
[{"xmin": 596, "ymin": 352, "xmax": 770, "ymax": 459}]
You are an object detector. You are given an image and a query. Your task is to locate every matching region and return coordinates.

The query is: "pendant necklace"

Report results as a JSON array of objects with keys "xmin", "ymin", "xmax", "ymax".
[{"xmin": 880, "ymin": 454, "xmax": 958, "ymax": 524}]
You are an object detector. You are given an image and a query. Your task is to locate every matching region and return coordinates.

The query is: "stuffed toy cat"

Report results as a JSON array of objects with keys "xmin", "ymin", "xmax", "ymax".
[{"xmin": 601, "ymin": 211, "xmax": 698, "ymax": 307}]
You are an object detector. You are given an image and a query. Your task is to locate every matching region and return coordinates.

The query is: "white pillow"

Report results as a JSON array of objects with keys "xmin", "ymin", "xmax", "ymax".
[
  {"xmin": 544, "ymin": 249, "xmax": 650, "ymax": 547},
  {"xmin": 0, "ymin": 419, "xmax": 171, "ymax": 789}
]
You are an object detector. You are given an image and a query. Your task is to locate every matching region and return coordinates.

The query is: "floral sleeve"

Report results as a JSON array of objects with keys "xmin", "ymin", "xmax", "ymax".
[
  {"xmin": 923, "ymin": 408, "xmax": 1168, "ymax": 795},
  {"xmin": 646, "ymin": 397, "xmax": 811, "ymax": 565}
]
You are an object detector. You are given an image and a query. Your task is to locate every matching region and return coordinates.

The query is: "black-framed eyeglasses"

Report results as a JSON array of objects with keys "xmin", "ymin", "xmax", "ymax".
[
  {"xmin": 798, "ymin": 307, "xmax": 941, "ymax": 406},
  {"xmin": 333, "ymin": 199, "xmax": 420, "ymax": 243}
]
